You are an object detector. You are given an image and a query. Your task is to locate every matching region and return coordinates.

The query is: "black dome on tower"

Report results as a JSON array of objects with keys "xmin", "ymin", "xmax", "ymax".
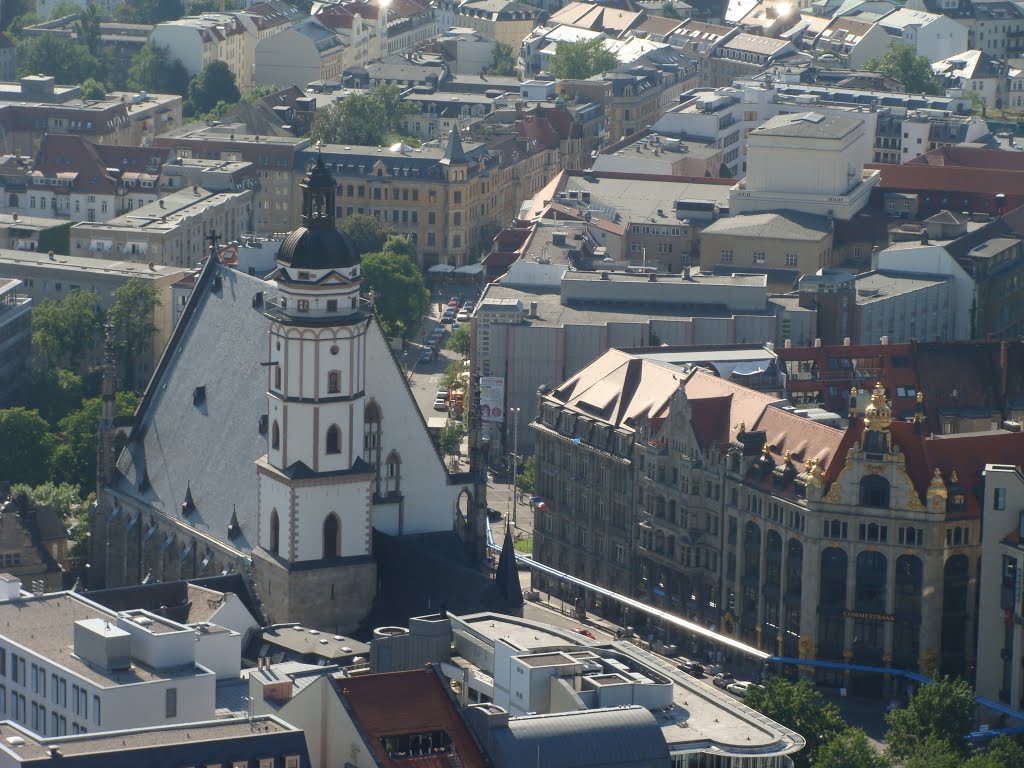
[{"xmin": 277, "ymin": 155, "xmax": 359, "ymax": 270}]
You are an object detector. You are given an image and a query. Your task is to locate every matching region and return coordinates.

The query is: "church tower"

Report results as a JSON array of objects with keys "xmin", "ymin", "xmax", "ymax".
[{"xmin": 252, "ymin": 155, "xmax": 378, "ymax": 631}]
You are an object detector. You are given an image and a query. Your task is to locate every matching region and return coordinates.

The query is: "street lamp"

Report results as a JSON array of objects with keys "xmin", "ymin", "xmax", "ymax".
[{"xmin": 509, "ymin": 407, "xmax": 521, "ymax": 528}]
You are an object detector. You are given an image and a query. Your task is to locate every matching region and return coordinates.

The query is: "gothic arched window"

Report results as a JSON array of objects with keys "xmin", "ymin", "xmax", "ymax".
[
  {"xmin": 326, "ymin": 425, "xmax": 341, "ymax": 454},
  {"xmin": 323, "ymin": 513, "xmax": 340, "ymax": 558},
  {"xmin": 269, "ymin": 509, "xmax": 279, "ymax": 555}
]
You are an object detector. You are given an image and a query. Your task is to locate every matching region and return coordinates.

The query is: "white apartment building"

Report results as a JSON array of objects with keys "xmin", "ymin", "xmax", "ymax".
[
  {"xmin": 651, "ymin": 88, "xmax": 745, "ymax": 175},
  {"xmin": 254, "ymin": 19, "xmax": 347, "ymax": 88},
  {"xmin": 877, "ymin": 8, "xmax": 968, "ymax": 62},
  {"xmin": 69, "ymin": 186, "xmax": 252, "ymax": 268},
  {"xmin": 0, "ymin": 580, "xmax": 231, "ymax": 738},
  {"xmin": 150, "ymin": 15, "xmax": 251, "ymax": 92}
]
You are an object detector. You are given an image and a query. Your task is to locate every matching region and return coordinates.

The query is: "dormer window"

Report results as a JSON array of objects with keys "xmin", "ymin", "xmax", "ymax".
[{"xmin": 298, "ymin": 271, "xmax": 312, "ymax": 280}]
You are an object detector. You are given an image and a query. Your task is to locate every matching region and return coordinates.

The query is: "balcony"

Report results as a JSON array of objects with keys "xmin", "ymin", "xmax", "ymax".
[{"xmin": 646, "ymin": 439, "xmax": 668, "ymax": 456}]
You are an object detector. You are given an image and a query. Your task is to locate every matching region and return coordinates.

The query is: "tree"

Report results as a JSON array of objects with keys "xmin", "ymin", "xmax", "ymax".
[
  {"xmin": 361, "ymin": 237, "xmax": 430, "ymax": 339},
  {"xmin": 549, "ymin": 38, "xmax": 617, "ymax": 80},
  {"xmin": 16, "ymin": 34, "xmax": 105, "ymax": 85},
  {"xmin": 310, "ymin": 85, "xmax": 417, "ymax": 146},
  {"xmin": 50, "ymin": 392, "xmax": 138, "ymax": 492},
  {"xmin": 440, "ymin": 359, "xmax": 464, "ymax": 392},
  {"xmin": 186, "ymin": 59, "xmax": 240, "ymax": 116},
  {"xmin": 107, "ymin": 278, "xmax": 160, "ymax": 390},
  {"xmin": 48, "ymin": 0, "xmax": 83, "ymax": 18},
  {"xmin": 884, "ymin": 677, "xmax": 975, "ymax": 762},
  {"xmin": 79, "ymin": 77, "xmax": 106, "ymax": 100},
  {"xmin": 744, "ymin": 678, "xmax": 845, "ymax": 768},
  {"xmin": 438, "ymin": 421, "xmax": 465, "ymax": 462},
  {"xmin": 27, "ymin": 367, "xmax": 84, "ymax": 425},
  {"xmin": 115, "ymin": 0, "xmax": 183, "ymax": 24},
  {"xmin": 0, "ymin": 408, "xmax": 55, "ymax": 486},
  {"xmin": 446, "ymin": 324, "xmax": 471, "ymax": 356},
  {"xmin": 718, "ymin": 162, "xmax": 734, "ymax": 178},
  {"xmin": 900, "ymin": 736, "xmax": 962, "ymax": 768},
  {"xmin": 486, "ymin": 42, "xmax": 516, "ymax": 76},
  {"xmin": 9, "ymin": 481, "xmax": 82, "ymax": 518},
  {"xmin": 661, "ymin": 1, "xmax": 681, "ymax": 18},
  {"xmin": 31, "ymin": 289, "xmax": 102, "ymax": 373},
  {"xmin": 1, "ymin": 0, "xmax": 34, "ymax": 30},
  {"xmin": 515, "ymin": 455, "xmax": 536, "ymax": 495},
  {"xmin": 73, "ymin": 3, "xmax": 103, "ymax": 56},
  {"xmin": 813, "ymin": 728, "xmax": 887, "ymax": 768},
  {"xmin": 864, "ymin": 43, "xmax": 943, "ymax": 96},
  {"xmin": 964, "ymin": 736, "xmax": 1024, "ymax": 768},
  {"xmin": 339, "ymin": 214, "xmax": 394, "ymax": 254},
  {"xmin": 128, "ymin": 41, "xmax": 190, "ymax": 96}
]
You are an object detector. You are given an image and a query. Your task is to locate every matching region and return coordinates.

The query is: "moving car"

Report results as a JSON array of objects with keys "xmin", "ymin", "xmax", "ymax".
[
  {"xmin": 677, "ymin": 660, "xmax": 705, "ymax": 678},
  {"xmin": 712, "ymin": 673, "xmax": 734, "ymax": 689},
  {"xmin": 572, "ymin": 627, "xmax": 595, "ymax": 639}
]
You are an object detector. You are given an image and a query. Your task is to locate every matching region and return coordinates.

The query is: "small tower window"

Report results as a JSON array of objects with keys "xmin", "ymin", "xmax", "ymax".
[
  {"xmin": 328, "ymin": 370, "xmax": 341, "ymax": 394},
  {"xmin": 274, "ymin": 366, "xmax": 281, "ymax": 390},
  {"xmin": 269, "ymin": 509, "xmax": 280, "ymax": 555},
  {"xmin": 326, "ymin": 425, "xmax": 341, "ymax": 454},
  {"xmin": 272, "ymin": 421, "xmax": 280, "ymax": 450},
  {"xmin": 323, "ymin": 513, "xmax": 340, "ymax": 558}
]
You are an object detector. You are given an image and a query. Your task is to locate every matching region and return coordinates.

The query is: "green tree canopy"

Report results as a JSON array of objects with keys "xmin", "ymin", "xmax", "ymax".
[
  {"xmin": 744, "ymin": 678, "xmax": 846, "ymax": 768},
  {"xmin": 79, "ymin": 77, "xmax": 107, "ymax": 100},
  {"xmin": 884, "ymin": 677, "xmax": 975, "ymax": 762},
  {"xmin": 446, "ymin": 323, "xmax": 471, "ymax": 356},
  {"xmin": 440, "ymin": 359, "xmax": 465, "ymax": 391},
  {"xmin": 486, "ymin": 42, "xmax": 517, "ymax": 76},
  {"xmin": 0, "ymin": 408, "xmax": 55, "ymax": 486},
  {"xmin": 16, "ymin": 34, "xmax": 105, "ymax": 85},
  {"xmin": 361, "ymin": 236, "xmax": 429, "ymax": 339},
  {"xmin": 50, "ymin": 392, "xmax": 138, "ymax": 492},
  {"xmin": 128, "ymin": 41, "xmax": 190, "ymax": 96},
  {"xmin": 73, "ymin": 3, "xmax": 103, "ymax": 55},
  {"xmin": 107, "ymin": 278, "xmax": 161, "ymax": 390},
  {"xmin": 114, "ymin": 0, "xmax": 183, "ymax": 24},
  {"xmin": 515, "ymin": 454, "xmax": 536, "ymax": 495},
  {"xmin": 31, "ymin": 289, "xmax": 102, "ymax": 373},
  {"xmin": 864, "ymin": 43, "xmax": 943, "ymax": 95},
  {"xmin": 549, "ymin": 38, "xmax": 617, "ymax": 80},
  {"xmin": 438, "ymin": 420, "xmax": 464, "ymax": 457},
  {"xmin": 661, "ymin": 1, "xmax": 682, "ymax": 18},
  {"xmin": 965, "ymin": 735, "xmax": 1024, "ymax": 768},
  {"xmin": 27, "ymin": 367, "xmax": 84, "ymax": 425},
  {"xmin": 339, "ymin": 214, "xmax": 394, "ymax": 255},
  {"xmin": 186, "ymin": 59, "xmax": 241, "ymax": 116},
  {"xmin": 310, "ymin": 85, "xmax": 417, "ymax": 146},
  {"xmin": 813, "ymin": 728, "xmax": 887, "ymax": 768},
  {"xmin": 9, "ymin": 481, "xmax": 82, "ymax": 517}
]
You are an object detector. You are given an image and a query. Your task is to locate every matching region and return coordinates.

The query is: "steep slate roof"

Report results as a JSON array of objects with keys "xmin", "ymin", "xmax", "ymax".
[
  {"xmin": 85, "ymin": 576, "xmax": 258, "ymax": 626},
  {"xmin": 113, "ymin": 259, "xmax": 275, "ymax": 552},
  {"xmin": 333, "ymin": 669, "xmax": 488, "ymax": 768},
  {"xmin": 483, "ymin": 706, "xmax": 671, "ymax": 768}
]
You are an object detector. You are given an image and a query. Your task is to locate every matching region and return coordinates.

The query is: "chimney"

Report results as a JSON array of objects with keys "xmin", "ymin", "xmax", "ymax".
[
  {"xmin": 843, "ymin": 337, "xmax": 851, "ymax": 346},
  {"xmin": 784, "ymin": 338, "xmax": 792, "ymax": 349},
  {"xmin": 871, "ymin": 245, "xmax": 880, "ymax": 271},
  {"xmin": 529, "ymin": 300, "xmax": 538, "ymax": 318},
  {"xmin": 193, "ymin": 185, "xmax": 199, "ymax": 195},
  {"xmin": 920, "ymin": 232, "xmax": 929, "ymax": 245},
  {"xmin": 813, "ymin": 338, "xmax": 821, "ymax": 348},
  {"xmin": 880, "ymin": 335, "xmax": 889, "ymax": 345}
]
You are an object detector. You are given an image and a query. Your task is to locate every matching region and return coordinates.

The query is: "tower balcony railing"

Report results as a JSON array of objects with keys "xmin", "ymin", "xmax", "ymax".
[{"xmin": 264, "ymin": 295, "xmax": 373, "ymax": 321}]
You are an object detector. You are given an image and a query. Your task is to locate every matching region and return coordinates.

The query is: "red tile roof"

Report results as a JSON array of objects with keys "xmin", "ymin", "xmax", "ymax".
[{"xmin": 333, "ymin": 669, "xmax": 487, "ymax": 768}]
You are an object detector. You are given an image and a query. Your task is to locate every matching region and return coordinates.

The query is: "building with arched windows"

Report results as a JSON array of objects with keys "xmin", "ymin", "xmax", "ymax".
[
  {"xmin": 532, "ymin": 348, "xmax": 1024, "ymax": 695},
  {"xmin": 92, "ymin": 157, "xmax": 488, "ymax": 633}
]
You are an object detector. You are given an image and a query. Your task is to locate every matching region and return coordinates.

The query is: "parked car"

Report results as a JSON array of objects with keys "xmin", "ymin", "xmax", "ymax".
[
  {"xmin": 726, "ymin": 681, "xmax": 759, "ymax": 697},
  {"xmin": 456, "ymin": 311, "xmax": 470, "ymax": 322},
  {"xmin": 452, "ymin": 322, "xmax": 460, "ymax": 330},
  {"xmin": 463, "ymin": 300, "xmax": 475, "ymax": 310},
  {"xmin": 677, "ymin": 660, "xmax": 705, "ymax": 678},
  {"xmin": 712, "ymin": 673, "xmax": 734, "ymax": 689},
  {"xmin": 441, "ymin": 315, "xmax": 454, "ymax": 325},
  {"xmin": 433, "ymin": 397, "xmax": 448, "ymax": 411},
  {"xmin": 572, "ymin": 627, "xmax": 595, "ymax": 639},
  {"xmin": 435, "ymin": 390, "xmax": 449, "ymax": 401},
  {"xmin": 418, "ymin": 350, "xmax": 433, "ymax": 364}
]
